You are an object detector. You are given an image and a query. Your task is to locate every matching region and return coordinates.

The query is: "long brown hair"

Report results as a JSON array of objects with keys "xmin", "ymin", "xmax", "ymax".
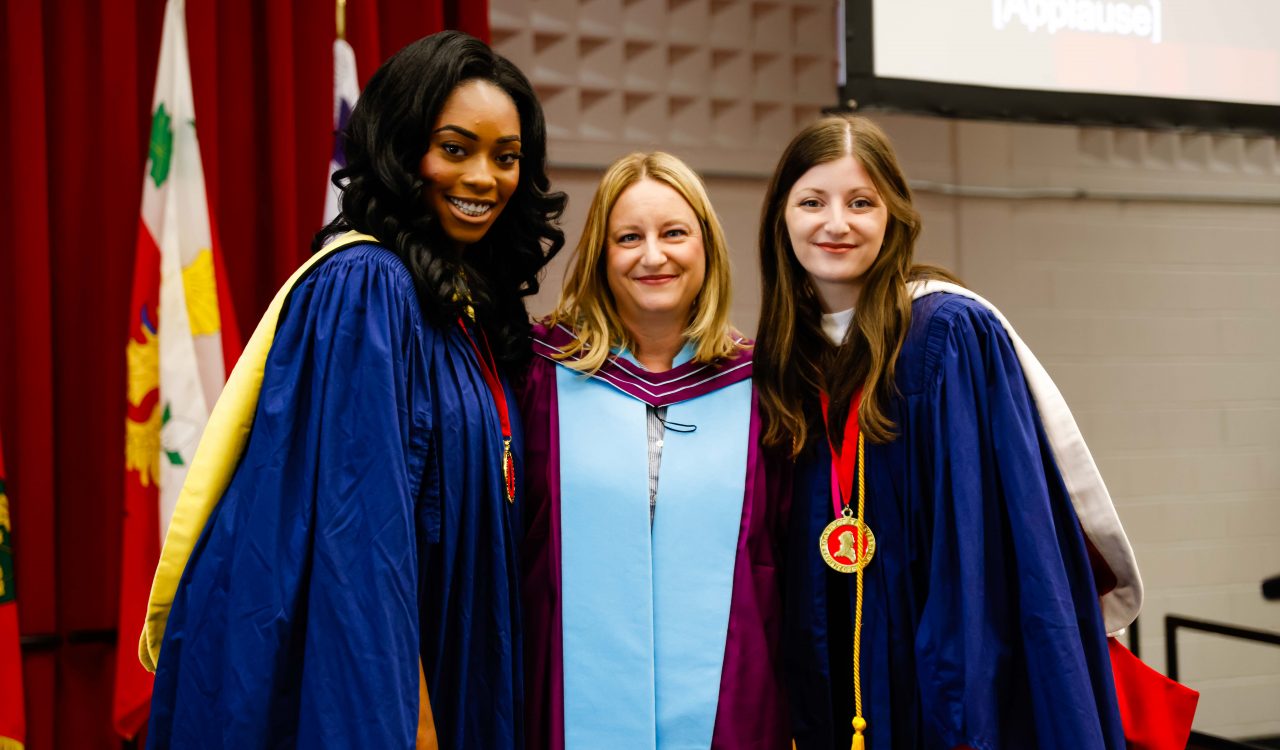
[
  {"xmin": 549, "ymin": 152, "xmax": 741, "ymax": 373},
  {"xmin": 756, "ymin": 115, "xmax": 957, "ymax": 455}
]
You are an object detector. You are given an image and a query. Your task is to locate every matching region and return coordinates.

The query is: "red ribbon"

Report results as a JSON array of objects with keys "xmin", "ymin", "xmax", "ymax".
[
  {"xmin": 458, "ymin": 318, "xmax": 515, "ymax": 503},
  {"xmin": 819, "ymin": 387, "xmax": 863, "ymax": 519}
]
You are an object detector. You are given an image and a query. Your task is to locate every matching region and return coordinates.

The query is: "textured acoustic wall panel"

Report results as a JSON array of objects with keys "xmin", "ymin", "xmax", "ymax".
[
  {"xmin": 498, "ymin": 7, "xmax": 1280, "ymax": 737},
  {"xmin": 491, "ymin": 0, "xmax": 839, "ymax": 174}
]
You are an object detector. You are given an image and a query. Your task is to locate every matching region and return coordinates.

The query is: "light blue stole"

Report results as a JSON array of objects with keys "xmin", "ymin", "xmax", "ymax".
[{"xmin": 558, "ymin": 347, "xmax": 752, "ymax": 750}]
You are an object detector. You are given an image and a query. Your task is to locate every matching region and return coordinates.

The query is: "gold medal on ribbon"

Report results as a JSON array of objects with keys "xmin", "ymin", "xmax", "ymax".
[
  {"xmin": 818, "ymin": 388, "xmax": 874, "ymax": 744},
  {"xmin": 818, "ymin": 508, "xmax": 875, "ymax": 574}
]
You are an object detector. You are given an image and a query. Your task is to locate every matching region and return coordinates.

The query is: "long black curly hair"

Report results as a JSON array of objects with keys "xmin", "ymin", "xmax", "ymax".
[{"xmin": 314, "ymin": 31, "xmax": 566, "ymax": 372}]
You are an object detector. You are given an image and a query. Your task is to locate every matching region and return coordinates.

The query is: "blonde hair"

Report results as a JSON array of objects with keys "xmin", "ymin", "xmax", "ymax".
[{"xmin": 549, "ymin": 152, "xmax": 742, "ymax": 373}]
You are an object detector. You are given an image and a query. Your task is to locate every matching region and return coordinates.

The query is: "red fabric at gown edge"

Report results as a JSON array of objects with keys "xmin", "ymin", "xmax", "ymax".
[
  {"xmin": 0, "ymin": 0, "xmax": 487, "ymax": 747},
  {"xmin": 1108, "ymin": 638, "xmax": 1199, "ymax": 750}
]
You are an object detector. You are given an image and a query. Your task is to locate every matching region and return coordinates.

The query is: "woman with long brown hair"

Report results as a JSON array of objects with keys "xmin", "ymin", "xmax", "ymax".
[{"xmin": 755, "ymin": 115, "xmax": 1146, "ymax": 749}]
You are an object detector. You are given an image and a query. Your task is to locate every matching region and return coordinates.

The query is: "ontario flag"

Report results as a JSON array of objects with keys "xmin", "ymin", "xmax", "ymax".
[
  {"xmin": 0, "ymin": 432, "xmax": 24, "ymax": 749},
  {"xmin": 113, "ymin": 0, "xmax": 240, "ymax": 738}
]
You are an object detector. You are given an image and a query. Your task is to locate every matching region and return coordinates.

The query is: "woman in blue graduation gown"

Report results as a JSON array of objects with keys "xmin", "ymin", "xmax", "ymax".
[
  {"xmin": 754, "ymin": 116, "xmax": 1145, "ymax": 749},
  {"xmin": 140, "ymin": 32, "xmax": 566, "ymax": 749}
]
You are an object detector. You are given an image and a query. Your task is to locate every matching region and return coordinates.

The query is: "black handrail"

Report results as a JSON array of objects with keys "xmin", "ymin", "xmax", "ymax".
[
  {"xmin": 1165, "ymin": 615, "xmax": 1280, "ymax": 683},
  {"xmin": 1263, "ymin": 574, "xmax": 1280, "ymax": 601},
  {"xmin": 1187, "ymin": 730, "xmax": 1270, "ymax": 749}
]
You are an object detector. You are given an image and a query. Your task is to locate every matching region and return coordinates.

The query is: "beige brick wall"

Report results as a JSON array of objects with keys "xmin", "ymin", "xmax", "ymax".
[{"xmin": 496, "ymin": 0, "xmax": 1280, "ymax": 739}]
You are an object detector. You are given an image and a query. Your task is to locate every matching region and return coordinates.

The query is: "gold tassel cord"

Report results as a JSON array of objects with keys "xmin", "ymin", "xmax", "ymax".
[{"xmin": 850, "ymin": 431, "xmax": 867, "ymax": 750}]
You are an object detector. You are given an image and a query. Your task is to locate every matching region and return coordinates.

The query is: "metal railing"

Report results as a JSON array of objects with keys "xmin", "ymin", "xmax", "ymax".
[
  {"xmin": 1165, "ymin": 615, "xmax": 1280, "ymax": 684},
  {"xmin": 1187, "ymin": 730, "xmax": 1271, "ymax": 750}
]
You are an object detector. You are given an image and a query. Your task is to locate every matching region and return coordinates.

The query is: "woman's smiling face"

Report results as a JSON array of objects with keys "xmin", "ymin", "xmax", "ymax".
[
  {"xmin": 785, "ymin": 155, "xmax": 889, "ymax": 312},
  {"xmin": 605, "ymin": 178, "xmax": 707, "ymax": 332},
  {"xmin": 418, "ymin": 79, "xmax": 523, "ymax": 249}
]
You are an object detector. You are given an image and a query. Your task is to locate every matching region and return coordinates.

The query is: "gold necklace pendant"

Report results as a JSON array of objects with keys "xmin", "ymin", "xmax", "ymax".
[
  {"xmin": 502, "ymin": 437, "xmax": 515, "ymax": 504},
  {"xmin": 452, "ymin": 271, "xmax": 475, "ymax": 320},
  {"xmin": 819, "ymin": 508, "xmax": 876, "ymax": 574}
]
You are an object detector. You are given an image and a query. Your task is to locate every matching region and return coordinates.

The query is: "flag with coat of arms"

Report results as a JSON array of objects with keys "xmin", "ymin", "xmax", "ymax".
[
  {"xmin": 0, "ymin": 431, "xmax": 24, "ymax": 750},
  {"xmin": 113, "ymin": 0, "xmax": 240, "ymax": 737}
]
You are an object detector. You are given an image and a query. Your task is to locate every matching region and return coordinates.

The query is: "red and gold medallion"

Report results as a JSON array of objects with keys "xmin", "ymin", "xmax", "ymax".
[
  {"xmin": 460, "ymin": 318, "xmax": 516, "ymax": 504},
  {"xmin": 819, "ymin": 509, "xmax": 876, "ymax": 574},
  {"xmin": 819, "ymin": 387, "xmax": 874, "ymax": 746},
  {"xmin": 818, "ymin": 388, "xmax": 875, "ymax": 575}
]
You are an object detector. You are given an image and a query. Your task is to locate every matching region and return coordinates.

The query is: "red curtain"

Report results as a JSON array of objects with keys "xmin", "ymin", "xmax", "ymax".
[{"xmin": 0, "ymin": 1, "xmax": 487, "ymax": 747}]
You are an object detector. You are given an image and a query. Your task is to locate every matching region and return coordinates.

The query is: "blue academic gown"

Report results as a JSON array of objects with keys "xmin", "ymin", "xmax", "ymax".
[
  {"xmin": 786, "ymin": 293, "xmax": 1125, "ymax": 750},
  {"xmin": 147, "ymin": 244, "xmax": 524, "ymax": 749}
]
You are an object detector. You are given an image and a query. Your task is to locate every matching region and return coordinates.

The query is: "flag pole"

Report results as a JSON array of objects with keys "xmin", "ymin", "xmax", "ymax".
[{"xmin": 323, "ymin": 0, "xmax": 360, "ymax": 229}]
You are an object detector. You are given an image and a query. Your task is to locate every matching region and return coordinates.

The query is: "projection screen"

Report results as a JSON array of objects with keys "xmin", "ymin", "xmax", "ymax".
[{"xmin": 840, "ymin": 0, "xmax": 1280, "ymax": 133}]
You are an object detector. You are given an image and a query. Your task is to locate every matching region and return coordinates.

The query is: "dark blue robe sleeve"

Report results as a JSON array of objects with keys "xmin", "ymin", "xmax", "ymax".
[
  {"xmin": 917, "ymin": 300, "xmax": 1124, "ymax": 749},
  {"xmin": 147, "ymin": 247, "xmax": 435, "ymax": 749}
]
